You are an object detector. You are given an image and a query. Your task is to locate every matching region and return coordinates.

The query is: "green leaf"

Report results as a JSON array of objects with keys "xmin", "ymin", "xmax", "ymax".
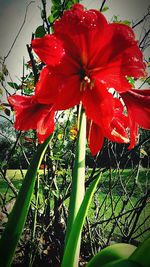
[
  {"xmin": 129, "ymin": 235, "xmax": 150, "ymax": 267},
  {"xmin": 101, "ymin": 259, "xmax": 141, "ymax": 267},
  {"xmin": 65, "ymin": 2, "xmax": 73, "ymax": 9},
  {"xmin": 87, "ymin": 243, "xmax": 137, "ymax": 267},
  {"xmin": 72, "ymin": 0, "xmax": 80, "ymax": 3},
  {"xmin": 0, "ymin": 135, "xmax": 52, "ymax": 267},
  {"xmin": 121, "ymin": 20, "xmax": 131, "ymax": 26},
  {"xmin": 7, "ymin": 82, "xmax": 19, "ymax": 89},
  {"xmin": 61, "ymin": 172, "xmax": 101, "ymax": 267},
  {"xmin": 51, "ymin": 0, "xmax": 61, "ymax": 6},
  {"xmin": 35, "ymin": 25, "xmax": 46, "ymax": 38},
  {"xmin": 51, "ymin": 8, "xmax": 60, "ymax": 19},
  {"xmin": 126, "ymin": 77, "xmax": 135, "ymax": 87},
  {"xmin": 48, "ymin": 14, "xmax": 55, "ymax": 24},
  {"xmin": 113, "ymin": 15, "xmax": 119, "ymax": 22},
  {"xmin": 101, "ymin": 6, "xmax": 109, "ymax": 12}
]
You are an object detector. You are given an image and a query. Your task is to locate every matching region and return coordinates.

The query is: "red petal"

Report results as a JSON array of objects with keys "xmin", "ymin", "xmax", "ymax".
[
  {"xmin": 105, "ymin": 116, "xmax": 129, "ymax": 144},
  {"xmin": 54, "ymin": 4, "xmax": 107, "ymax": 35},
  {"xmin": 93, "ymin": 66, "xmax": 132, "ymax": 93},
  {"xmin": 8, "ymin": 95, "xmax": 39, "ymax": 130},
  {"xmin": 82, "ymin": 81, "xmax": 114, "ymax": 127},
  {"xmin": 104, "ymin": 98, "xmax": 129, "ymax": 144},
  {"xmin": 89, "ymin": 23, "xmax": 136, "ymax": 68},
  {"xmin": 35, "ymin": 66, "xmax": 81, "ymax": 110},
  {"xmin": 86, "ymin": 98, "xmax": 130, "ymax": 155},
  {"xmin": 54, "ymin": 75, "xmax": 81, "ymax": 110},
  {"xmin": 120, "ymin": 45, "xmax": 146, "ymax": 78},
  {"xmin": 34, "ymin": 49, "xmax": 80, "ymax": 105},
  {"xmin": 37, "ymin": 109, "xmax": 55, "ymax": 143},
  {"xmin": 32, "ymin": 34, "xmax": 65, "ymax": 66},
  {"xmin": 35, "ymin": 66, "xmax": 62, "ymax": 104},
  {"xmin": 88, "ymin": 23, "xmax": 145, "ymax": 92},
  {"xmin": 87, "ymin": 120, "xmax": 104, "ymax": 156},
  {"xmin": 8, "ymin": 95, "xmax": 55, "ymax": 142},
  {"xmin": 121, "ymin": 89, "xmax": 150, "ymax": 129},
  {"xmin": 54, "ymin": 4, "xmax": 107, "ymax": 66},
  {"xmin": 121, "ymin": 89, "xmax": 150, "ymax": 149},
  {"xmin": 128, "ymin": 121, "xmax": 138, "ymax": 150}
]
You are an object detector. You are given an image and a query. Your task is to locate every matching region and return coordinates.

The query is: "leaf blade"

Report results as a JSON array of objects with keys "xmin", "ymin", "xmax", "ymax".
[
  {"xmin": 61, "ymin": 172, "xmax": 101, "ymax": 267},
  {"xmin": 0, "ymin": 135, "xmax": 52, "ymax": 267}
]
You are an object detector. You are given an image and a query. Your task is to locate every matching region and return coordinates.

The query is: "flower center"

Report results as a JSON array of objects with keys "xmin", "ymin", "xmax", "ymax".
[{"xmin": 79, "ymin": 69, "xmax": 94, "ymax": 91}]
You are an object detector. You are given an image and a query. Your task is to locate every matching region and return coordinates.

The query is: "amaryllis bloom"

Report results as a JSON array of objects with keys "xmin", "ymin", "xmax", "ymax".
[
  {"xmin": 32, "ymin": 4, "xmax": 145, "ymax": 108},
  {"xmin": 31, "ymin": 4, "xmax": 150, "ymax": 149},
  {"xmin": 8, "ymin": 4, "xmax": 150, "ymax": 155},
  {"xmin": 8, "ymin": 95, "xmax": 55, "ymax": 143}
]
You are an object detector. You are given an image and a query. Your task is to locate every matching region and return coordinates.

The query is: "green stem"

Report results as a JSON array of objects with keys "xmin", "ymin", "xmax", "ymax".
[{"xmin": 65, "ymin": 106, "xmax": 86, "ymax": 260}]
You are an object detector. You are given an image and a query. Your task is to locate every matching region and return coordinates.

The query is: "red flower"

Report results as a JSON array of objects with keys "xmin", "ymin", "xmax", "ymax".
[
  {"xmin": 32, "ymin": 4, "xmax": 146, "ymax": 119},
  {"xmin": 9, "ymin": 4, "xmax": 150, "ymax": 154},
  {"xmin": 8, "ymin": 95, "xmax": 55, "ymax": 143}
]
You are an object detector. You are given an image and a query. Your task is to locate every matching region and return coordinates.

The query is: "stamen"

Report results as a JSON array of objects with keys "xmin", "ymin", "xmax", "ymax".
[
  {"xmin": 111, "ymin": 129, "xmax": 129, "ymax": 143},
  {"xmin": 79, "ymin": 71, "xmax": 94, "ymax": 91},
  {"xmin": 80, "ymin": 81, "xmax": 86, "ymax": 91},
  {"xmin": 84, "ymin": 76, "xmax": 91, "ymax": 83},
  {"xmin": 87, "ymin": 120, "xmax": 93, "ymax": 143},
  {"xmin": 90, "ymin": 80, "xmax": 95, "ymax": 90}
]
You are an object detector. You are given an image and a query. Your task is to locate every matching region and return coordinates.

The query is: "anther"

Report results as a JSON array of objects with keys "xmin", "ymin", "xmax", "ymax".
[{"xmin": 84, "ymin": 76, "xmax": 91, "ymax": 83}]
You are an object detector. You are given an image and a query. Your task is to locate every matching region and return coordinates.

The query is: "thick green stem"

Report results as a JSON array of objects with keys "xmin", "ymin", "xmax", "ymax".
[{"xmin": 65, "ymin": 106, "xmax": 86, "ymax": 264}]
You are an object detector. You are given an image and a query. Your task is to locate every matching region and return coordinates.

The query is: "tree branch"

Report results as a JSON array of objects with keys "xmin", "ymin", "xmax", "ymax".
[
  {"xmin": 3, "ymin": 1, "xmax": 35, "ymax": 62},
  {"xmin": 100, "ymin": 0, "xmax": 107, "ymax": 12}
]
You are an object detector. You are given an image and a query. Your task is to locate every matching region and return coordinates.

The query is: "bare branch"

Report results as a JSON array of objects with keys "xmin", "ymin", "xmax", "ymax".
[
  {"xmin": 100, "ymin": 0, "xmax": 107, "ymax": 12},
  {"xmin": 0, "ymin": 168, "xmax": 18, "ymax": 196},
  {"xmin": 41, "ymin": 0, "xmax": 50, "ymax": 33},
  {"xmin": 132, "ymin": 9, "xmax": 150, "ymax": 29},
  {"xmin": 3, "ymin": 1, "xmax": 35, "ymax": 62},
  {"xmin": 26, "ymin": 43, "xmax": 39, "ymax": 85},
  {"xmin": 139, "ymin": 28, "xmax": 150, "ymax": 48}
]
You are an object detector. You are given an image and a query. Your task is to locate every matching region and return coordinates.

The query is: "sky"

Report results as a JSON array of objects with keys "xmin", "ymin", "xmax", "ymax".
[{"xmin": 0, "ymin": 0, "xmax": 150, "ymax": 98}]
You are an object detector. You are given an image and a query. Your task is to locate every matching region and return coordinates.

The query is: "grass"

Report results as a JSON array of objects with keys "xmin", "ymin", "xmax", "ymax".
[
  {"xmin": 0, "ymin": 168, "xmax": 149, "ymax": 243},
  {"xmin": 0, "ymin": 168, "xmax": 149, "ymax": 200},
  {"xmin": 0, "ymin": 169, "xmax": 43, "ymax": 192}
]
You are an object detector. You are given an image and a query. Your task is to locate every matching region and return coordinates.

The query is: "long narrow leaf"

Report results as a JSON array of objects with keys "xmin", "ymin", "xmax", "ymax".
[
  {"xmin": 129, "ymin": 235, "xmax": 150, "ymax": 267},
  {"xmin": 61, "ymin": 172, "xmax": 102, "ymax": 267},
  {"xmin": 0, "ymin": 135, "xmax": 52, "ymax": 267},
  {"xmin": 95, "ymin": 259, "xmax": 141, "ymax": 267},
  {"xmin": 86, "ymin": 243, "xmax": 137, "ymax": 267}
]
